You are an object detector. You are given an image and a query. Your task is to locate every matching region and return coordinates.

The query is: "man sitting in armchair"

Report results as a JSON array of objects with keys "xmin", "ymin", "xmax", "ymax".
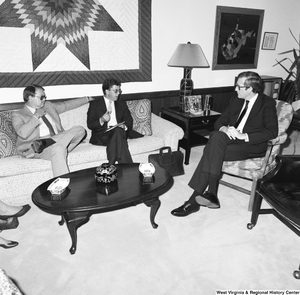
[{"xmin": 171, "ymin": 71, "xmax": 279, "ymax": 217}]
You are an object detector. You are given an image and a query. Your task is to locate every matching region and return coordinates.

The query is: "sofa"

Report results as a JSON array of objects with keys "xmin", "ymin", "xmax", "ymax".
[{"xmin": 0, "ymin": 99, "xmax": 184, "ymax": 205}]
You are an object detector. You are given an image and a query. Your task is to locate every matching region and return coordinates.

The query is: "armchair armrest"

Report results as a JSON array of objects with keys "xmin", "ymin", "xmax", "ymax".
[
  {"xmin": 260, "ymin": 133, "xmax": 288, "ymax": 175},
  {"xmin": 151, "ymin": 113, "xmax": 184, "ymax": 151},
  {"xmin": 268, "ymin": 133, "xmax": 288, "ymax": 146}
]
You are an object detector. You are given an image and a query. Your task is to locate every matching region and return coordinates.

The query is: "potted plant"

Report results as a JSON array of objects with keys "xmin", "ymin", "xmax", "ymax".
[{"xmin": 273, "ymin": 29, "xmax": 300, "ymax": 104}]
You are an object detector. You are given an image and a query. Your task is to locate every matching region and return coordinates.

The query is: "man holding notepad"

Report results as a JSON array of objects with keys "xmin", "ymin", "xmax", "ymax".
[{"xmin": 87, "ymin": 77, "xmax": 142, "ymax": 164}]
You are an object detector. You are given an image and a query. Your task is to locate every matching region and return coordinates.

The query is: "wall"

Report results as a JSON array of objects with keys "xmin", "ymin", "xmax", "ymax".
[{"xmin": 0, "ymin": 0, "xmax": 300, "ymax": 103}]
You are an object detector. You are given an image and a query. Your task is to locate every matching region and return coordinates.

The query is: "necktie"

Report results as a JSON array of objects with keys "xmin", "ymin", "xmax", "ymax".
[
  {"xmin": 107, "ymin": 101, "xmax": 112, "ymax": 113},
  {"xmin": 234, "ymin": 100, "xmax": 249, "ymax": 128},
  {"xmin": 41, "ymin": 115, "xmax": 56, "ymax": 136}
]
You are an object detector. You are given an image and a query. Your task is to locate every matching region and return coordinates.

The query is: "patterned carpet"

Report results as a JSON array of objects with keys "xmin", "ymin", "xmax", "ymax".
[{"xmin": 1, "ymin": 145, "xmax": 300, "ymax": 294}]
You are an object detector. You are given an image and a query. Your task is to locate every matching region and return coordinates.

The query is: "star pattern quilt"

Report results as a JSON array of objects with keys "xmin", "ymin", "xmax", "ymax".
[{"xmin": 0, "ymin": 0, "xmax": 151, "ymax": 87}]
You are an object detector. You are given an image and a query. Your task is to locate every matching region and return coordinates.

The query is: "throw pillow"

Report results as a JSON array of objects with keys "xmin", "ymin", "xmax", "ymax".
[
  {"xmin": 127, "ymin": 99, "xmax": 152, "ymax": 136},
  {"xmin": 0, "ymin": 111, "xmax": 18, "ymax": 158}
]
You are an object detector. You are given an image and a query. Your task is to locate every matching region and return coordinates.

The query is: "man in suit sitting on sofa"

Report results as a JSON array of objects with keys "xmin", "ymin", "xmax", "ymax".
[
  {"xmin": 87, "ymin": 77, "xmax": 142, "ymax": 165},
  {"xmin": 12, "ymin": 84, "xmax": 94, "ymax": 177},
  {"xmin": 171, "ymin": 71, "xmax": 279, "ymax": 217}
]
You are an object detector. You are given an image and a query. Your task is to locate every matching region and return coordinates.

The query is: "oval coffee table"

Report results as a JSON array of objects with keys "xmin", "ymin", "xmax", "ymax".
[{"xmin": 32, "ymin": 163, "xmax": 173, "ymax": 254}]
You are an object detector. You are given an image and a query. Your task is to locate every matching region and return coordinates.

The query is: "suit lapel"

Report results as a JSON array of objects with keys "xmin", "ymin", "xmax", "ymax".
[
  {"xmin": 100, "ymin": 97, "xmax": 106, "ymax": 112},
  {"xmin": 247, "ymin": 93, "xmax": 263, "ymax": 122},
  {"xmin": 114, "ymin": 101, "xmax": 122, "ymax": 123},
  {"xmin": 23, "ymin": 104, "xmax": 34, "ymax": 117},
  {"xmin": 232, "ymin": 98, "xmax": 245, "ymax": 123},
  {"xmin": 43, "ymin": 102, "xmax": 63, "ymax": 132}
]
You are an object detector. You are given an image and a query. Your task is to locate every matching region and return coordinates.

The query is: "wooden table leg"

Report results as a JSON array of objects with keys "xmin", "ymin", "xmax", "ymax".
[
  {"xmin": 144, "ymin": 197, "xmax": 161, "ymax": 229},
  {"xmin": 61, "ymin": 212, "xmax": 90, "ymax": 255}
]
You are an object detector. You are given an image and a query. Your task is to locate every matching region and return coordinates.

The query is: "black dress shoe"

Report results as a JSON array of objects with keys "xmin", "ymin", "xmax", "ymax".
[
  {"xmin": 31, "ymin": 138, "xmax": 55, "ymax": 153},
  {"xmin": 171, "ymin": 201, "xmax": 200, "ymax": 217},
  {"xmin": 0, "ymin": 204, "xmax": 31, "ymax": 220},
  {"xmin": 0, "ymin": 241, "xmax": 18, "ymax": 249},
  {"xmin": 195, "ymin": 191, "xmax": 220, "ymax": 209}
]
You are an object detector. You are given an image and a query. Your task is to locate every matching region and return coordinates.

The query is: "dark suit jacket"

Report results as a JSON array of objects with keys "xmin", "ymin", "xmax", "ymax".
[
  {"xmin": 87, "ymin": 97, "xmax": 135, "ymax": 145},
  {"xmin": 214, "ymin": 93, "xmax": 278, "ymax": 154}
]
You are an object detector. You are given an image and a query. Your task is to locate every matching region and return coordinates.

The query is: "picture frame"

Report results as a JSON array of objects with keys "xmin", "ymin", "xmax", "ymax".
[
  {"xmin": 261, "ymin": 32, "xmax": 278, "ymax": 50},
  {"xmin": 212, "ymin": 6, "xmax": 264, "ymax": 70}
]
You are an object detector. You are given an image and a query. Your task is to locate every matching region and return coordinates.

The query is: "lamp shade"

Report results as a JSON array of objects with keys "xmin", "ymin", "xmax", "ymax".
[{"xmin": 167, "ymin": 42, "xmax": 209, "ymax": 68}]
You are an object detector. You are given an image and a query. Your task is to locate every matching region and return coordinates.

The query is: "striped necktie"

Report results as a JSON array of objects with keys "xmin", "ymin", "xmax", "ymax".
[
  {"xmin": 41, "ymin": 115, "xmax": 56, "ymax": 136},
  {"xmin": 234, "ymin": 100, "xmax": 249, "ymax": 128}
]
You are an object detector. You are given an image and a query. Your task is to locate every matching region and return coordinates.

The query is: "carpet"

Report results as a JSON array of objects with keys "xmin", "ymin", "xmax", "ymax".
[{"xmin": 1, "ymin": 146, "xmax": 300, "ymax": 294}]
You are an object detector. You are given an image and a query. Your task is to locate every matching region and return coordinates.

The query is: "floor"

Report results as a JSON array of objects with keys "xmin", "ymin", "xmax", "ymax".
[{"xmin": 1, "ymin": 145, "xmax": 300, "ymax": 295}]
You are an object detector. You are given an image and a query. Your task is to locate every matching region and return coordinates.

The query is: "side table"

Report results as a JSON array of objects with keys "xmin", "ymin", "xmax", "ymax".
[{"xmin": 161, "ymin": 107, "xmax": 221, "ymax": 165}]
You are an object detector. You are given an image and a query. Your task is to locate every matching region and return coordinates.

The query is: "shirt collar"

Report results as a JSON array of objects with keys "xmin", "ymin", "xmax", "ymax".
[
  {"xmin": 25, "ymin": 104, "xmax": 36, "ymax": 114},
  {"xmin": 104, "ymin": 96, "xmax": 113, "ymax": 104},
  {"xmin": 246, "ymin": 93, "xmax": 258, "ymax": 107}
]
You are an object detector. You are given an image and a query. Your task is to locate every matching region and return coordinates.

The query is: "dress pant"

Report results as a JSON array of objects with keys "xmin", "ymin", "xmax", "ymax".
[
  {"xmin": 98, "ymin": 127, "xmax": 133, "ymax": 165},
  {"xmin": 34, "ymin": 125, "xmax": 86, "ymax": 177},
  {"xmin": 188, "ymin": 131, "xmax": 266, "ymax": 194}
]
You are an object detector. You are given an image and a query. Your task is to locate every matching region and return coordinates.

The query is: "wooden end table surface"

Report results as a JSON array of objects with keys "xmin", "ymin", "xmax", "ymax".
[{"xmin": 32, "ymin": 163, "xmax": 173, "ymax": 254}]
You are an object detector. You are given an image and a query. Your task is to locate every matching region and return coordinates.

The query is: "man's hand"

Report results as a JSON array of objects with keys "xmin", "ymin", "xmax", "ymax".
[
  {"xmin": 221, "ymin": 126, "xmax": 248, "ymax": 141},
  {"xmin": 118, "ymin": 123, "xmax": 127, "ymax": 130},
  {"xmin": 101, "ymin": 111, "xmax": 111, "ymax": 123},
  {"xmin": 34, "ymin": 108, "xmax": 46, "ymax": 119}
]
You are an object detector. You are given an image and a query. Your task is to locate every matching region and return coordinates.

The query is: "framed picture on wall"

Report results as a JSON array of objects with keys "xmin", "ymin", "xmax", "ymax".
[
  {"xmin": 261, "ymin": 32, "xmax": 279, "ymax": 50},
  {"xmin": 212, "ymin": 6, "xmax": 264, "ymax": 70}
]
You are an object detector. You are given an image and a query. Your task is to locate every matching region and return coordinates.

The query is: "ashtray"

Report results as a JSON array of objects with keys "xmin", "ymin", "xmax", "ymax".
[
  {"xmin": 47, "ymin": 177, "xmax": 70, "ymax": 195},
  {"xmin": 139, "ymin": 163, "xmax": 155, "ymax": 184},
  {"xmin": 49, "ymin": 187, "xmax": 70, "ymax": 201},
  {"xmin": 96, "ymin": 180, "xmax": 118, "ymax": 195},
  {"xmin": 95, "ymin": 163, "xmax": 117, "ymax": 183}
]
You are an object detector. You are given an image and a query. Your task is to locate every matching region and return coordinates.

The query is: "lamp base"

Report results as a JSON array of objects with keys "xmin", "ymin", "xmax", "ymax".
[
  {"xmin": 179, "ymin": 68, "xmax": 193, "ymax": 112},
  {"xmin": 179, "ymin": 96, "xmax": 190, "ymax": 112}
]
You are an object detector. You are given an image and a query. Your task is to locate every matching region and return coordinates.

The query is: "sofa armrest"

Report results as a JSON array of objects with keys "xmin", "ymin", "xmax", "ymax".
[{"xmin": 151, "ymin": 113, "xmax": 184, "ymax": 151}]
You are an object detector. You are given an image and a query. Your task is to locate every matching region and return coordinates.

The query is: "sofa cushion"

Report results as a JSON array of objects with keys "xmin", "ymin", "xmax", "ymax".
[
  {"xmin": 0, "ymin": 135, "xmax": 165, "ymax": 178},
  {"xmin": 0, "ymin": 155, "xmax": 52, "ymax": 177},
  {"xmin": 128, "ymin": 136, "xmax": 164, "ymax": 155},
  {"xmin": 0, "ymin": 111, "xmax": 17, "ymax": 158},
  {"xmin": 127, "ymin": 99, "xmax": 152, "ymax": 136},
  {"xmin": 67, "ymin": 136, "xmax": 164, "ymax": 166}
]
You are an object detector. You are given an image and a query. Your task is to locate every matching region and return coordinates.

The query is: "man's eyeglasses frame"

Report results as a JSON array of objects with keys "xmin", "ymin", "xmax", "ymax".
[
  {"xmin": 110, "ymin": 88, "xmax": 122, "ymax": 95},
  {"xmin": 34, "ymin": 94, "xmax": 47, "ymax": 100},
  {"xmin": 235, "ymin": 84, "xmax": 250, "ymax": 91}
]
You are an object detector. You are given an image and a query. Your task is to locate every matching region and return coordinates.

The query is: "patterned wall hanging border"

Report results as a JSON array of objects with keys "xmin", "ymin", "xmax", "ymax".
[{"xmin": 0, "ymin": 0, "xmax": 152, "ymax": 87}]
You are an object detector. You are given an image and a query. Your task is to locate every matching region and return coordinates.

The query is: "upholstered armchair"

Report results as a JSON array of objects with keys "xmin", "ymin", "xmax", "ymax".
[{"xmin": 220, "ymin": 100, "xmax": 293, "ymax": 211}]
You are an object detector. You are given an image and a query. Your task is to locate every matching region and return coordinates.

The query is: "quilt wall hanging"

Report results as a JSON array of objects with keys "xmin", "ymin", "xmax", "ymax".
[{"xmin": 0, "ymin": 0, "xmax": 152, "ymax": 87}]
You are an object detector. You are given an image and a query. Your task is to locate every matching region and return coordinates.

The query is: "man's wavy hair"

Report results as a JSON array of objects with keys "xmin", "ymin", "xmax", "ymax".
[
  {"xmin": 237, "ymin": 71, "xmax": 262, "ymax": 94},
  {"xmin": 23, "ymin": 84, "xmax": 45, "ymax": 102},
  {"xmin": 102, "ymin": 78, "xmax": 121, "ymax": 95}
]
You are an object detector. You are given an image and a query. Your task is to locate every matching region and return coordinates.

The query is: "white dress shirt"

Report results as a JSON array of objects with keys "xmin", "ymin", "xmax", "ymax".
[
  {"xmin": 26, "ymin": 105, "xmax": 58, "ymax": 137},
  {"xmin": 236, "ymin": 93, "xmax": 258, "ymax": 132},
  {"xmin": 104, "ymin": 97, "xmax": 117, "ymax": 127}
]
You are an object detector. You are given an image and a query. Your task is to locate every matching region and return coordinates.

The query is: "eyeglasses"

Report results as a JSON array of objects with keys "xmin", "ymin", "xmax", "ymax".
[
  {"xmin": 35, "ymin": 94, "xmax": 47, "ymax": 100},
  {"xmin": 235, "ymin": 84, "xmax": 249, "ymax": 90},
  {"xmin": 110, "ymin": 89, "xmax": 122, "ymax": 95}
]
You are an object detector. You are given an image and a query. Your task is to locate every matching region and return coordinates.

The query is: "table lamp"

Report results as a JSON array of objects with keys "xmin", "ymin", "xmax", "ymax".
[{"xmin": 168, "ymin": 42, "xmax": 209, "ymax": 112}]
